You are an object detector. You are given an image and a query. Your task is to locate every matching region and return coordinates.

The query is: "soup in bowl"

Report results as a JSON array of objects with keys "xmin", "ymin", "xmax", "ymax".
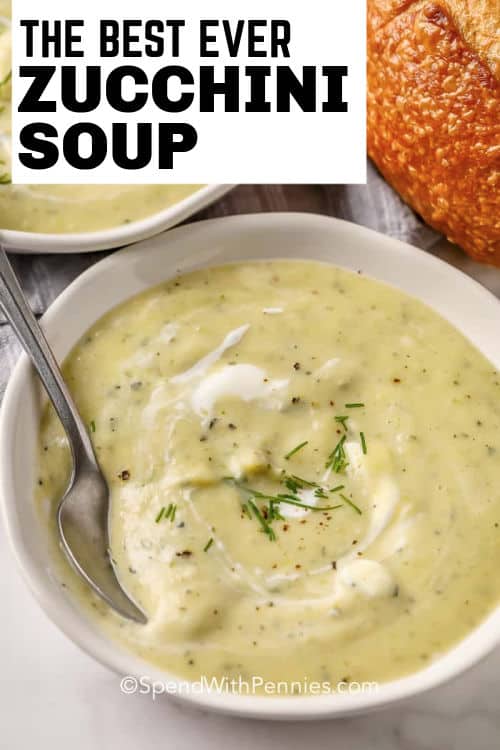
[
  {"xmin": 0, "ymin": 1, "xmax": 231, "ymax": 252},
  {"xmin": 2, "ymin": 214, "xmax": 500, "ymax": 719}
]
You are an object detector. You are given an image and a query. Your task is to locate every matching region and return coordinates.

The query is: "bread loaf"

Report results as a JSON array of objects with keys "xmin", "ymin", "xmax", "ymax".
[{"xmin": 367, "ymin": 0, "xmax": 499, "ymax": 264}]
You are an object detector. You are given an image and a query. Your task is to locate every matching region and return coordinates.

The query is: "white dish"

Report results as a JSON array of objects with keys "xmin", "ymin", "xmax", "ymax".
[
  {"xmin": 1, "ymin": 212, "xmax": 500, "ymax": 720},
  {"xmin": 0, "ymin": 184, "xmax": 234, "ymax": 254}
]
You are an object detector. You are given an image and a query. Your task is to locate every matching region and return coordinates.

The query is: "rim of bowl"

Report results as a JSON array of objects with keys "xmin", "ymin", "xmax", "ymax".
[
  {"xmin": 1, "ymin": 212, "xmax": 500, "ymax": 719},
  {"xmin": 0, "ymin": 183, "xmax": 235, "ymax": 254}
]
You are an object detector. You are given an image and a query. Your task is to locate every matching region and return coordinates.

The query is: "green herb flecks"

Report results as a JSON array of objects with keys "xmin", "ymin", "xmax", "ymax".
[
  {"xmin": 248, "ymin": 499, "xmax": 276, "ymax": 541},
  {"xmin": 203, "ymin": 538, "xmax": 214, "ymax": 552},
  {"xmin": 340, "ymin": 493, "xmax": 362, "ymax": 515},
  {"xmin": 89, "ymin": 420, "xmax": 96, "ymax": 433},
  {"xmin": 276, "ymin": 493, "xmax": 342, "ymax": 512},
  {"xmin": 268, "ymin": 501, "xmax": 285, "ymax": 522},
  {"xmin": 284, "ymin": 440, "xmax": 309, "ymax": 460},
  {"xmin": 165, "ymin": 503, "xmax": 177, "ymax": 522},
  {"xmin": 282, "ymin": 473, "xmax": 319, "ymax": 494},
  {"xmin": 360, "ymin": 431, "xmax": 367, "ymax": 455},
  {"xmin": 314, "ymin": 486, "xmax": 329, "ymax": 499},
  {"xmin": 345, "ymin": 402, "xmax": 365, "ymax": 409},
  {"xmin": 326, "ymin": 434, "xmax": 349, "ymax": 473},
  {"xmin": 235, "ymin": 481, "xmax": 340, "ymax": 511},
  {"xmin": 156, "ymin": 503, "xmax": 177, "ymax": 523},
  {"xmin": 227, "ymin": 477, "xmax": 341, "ymax": 541},
  {"xmin": 335, "ymin": 415, "xmax": 349, "ymax": 431},
  {"xmin": 155, "ymin": 507, "xmax": 166, "ymax": 523}
]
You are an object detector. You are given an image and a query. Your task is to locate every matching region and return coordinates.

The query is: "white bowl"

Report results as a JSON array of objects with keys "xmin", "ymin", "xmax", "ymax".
[
  {"xmin": 0, "ymin": 184, "xmax": 234, "ymax": 254},
  {"xmin": 1, "ymin": 213, "xmax": 500, "ymax": 720}
]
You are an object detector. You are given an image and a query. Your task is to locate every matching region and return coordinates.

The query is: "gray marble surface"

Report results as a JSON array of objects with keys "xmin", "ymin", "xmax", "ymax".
[{"xmin": 1, "ymin": 166, "xmax": 500, "ymax": 748}]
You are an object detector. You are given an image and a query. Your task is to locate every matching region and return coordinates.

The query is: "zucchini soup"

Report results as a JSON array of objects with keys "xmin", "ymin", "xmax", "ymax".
[
  {"xmin": 0, "ymin": 2, "xmax": 199, "ymax": 234},
  {"xmin": 36, "ymin": 260, "xmax": 500, "ymax": 690}
]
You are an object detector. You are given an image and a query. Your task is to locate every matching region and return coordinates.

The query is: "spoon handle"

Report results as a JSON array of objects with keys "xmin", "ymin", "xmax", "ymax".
[{"xmin": 0, "ymin": 248, "xmax": 94, "ymax": 472}]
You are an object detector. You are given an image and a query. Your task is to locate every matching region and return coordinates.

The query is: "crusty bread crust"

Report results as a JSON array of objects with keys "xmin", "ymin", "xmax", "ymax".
[
  {"xmin": 368, "ymin": 0, "xmax": 500, "ymax": 263},
  {"xmin": 448, "ymin": 0, "xmax": 500, "ymax": 78}
]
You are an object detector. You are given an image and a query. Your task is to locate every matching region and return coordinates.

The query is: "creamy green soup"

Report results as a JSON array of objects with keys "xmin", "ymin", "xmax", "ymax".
[
  {"xmin": 0, "ymin": 3, "xmax": 199, "ymax": 234},
  {"xmin": 36, "ymin": 260, "xmax": 500, "ymax": 691}
]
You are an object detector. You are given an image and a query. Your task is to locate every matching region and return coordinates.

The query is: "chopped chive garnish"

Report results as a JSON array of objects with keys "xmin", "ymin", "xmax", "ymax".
[
  {"xmin": 284, "ymin": 476, "xmax": 301, "ymax": 493},
  {"xmin": 163, "ymin": 503, "xmax": 177, "ymax": 522},
  {"xmin": 340, "ymin": 493, "xmax": 362, "ymax": 515},
  {"xmin": 282, "ymin": 473, "xmax": 319, "ymax": 493},
  {"xmin": 291, "ymin": 475, "xmax": 318, "ymax": 487},
  {"xmin": 268, "ymin": 501, "xmax": 284, "ymax": 521},
  {"xmin": 330, "ymin": 484, "xmax": 345, "ymax": 493},
  {"xmin": 284, "ymin": 440, "xmax": 309, "ymax": 460},
  {"xmin": 155, "ymin": 507, "xmax": 166, "ymax": 523},
  {"xmin": 89, "ymin": 420, "xmax": 96, "ymax": 433},
  {"xmin": 228, "ymin": 477, "xmax": 340, "ymax": 539},
  {"xmin": 325, "ymin": 434, "xmax": 349, "ymax": 473},
  {"xmin": 314, "ymin": 487, "xmax": 328, "ymax": 499},
  {"xmin": 335, "ymin": 415, "xmax": 349, "ymax": 431},
  {"xmin": 276, "ymin": 493, "xmax": 341, "ymax": 511},
  {"xmin": 248, "ymin": 499, "xmax": 276, "ymax": 541},
  {"xmin": 203, "ymin": 538, "xmax": 214, "ymax": 552},
  {"xmin": 360, "ymin": 431, "xmax": 367, "ymax": 455},
  {"xmin": 345, "ymin": 402, "xmax": 365, "ymax": 409}
]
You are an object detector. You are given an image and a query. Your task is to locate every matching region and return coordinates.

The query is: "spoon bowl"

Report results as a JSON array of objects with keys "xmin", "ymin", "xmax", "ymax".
[{"xmin": 58, "ymin": 459, "xmax": 147, "ymax": 624}]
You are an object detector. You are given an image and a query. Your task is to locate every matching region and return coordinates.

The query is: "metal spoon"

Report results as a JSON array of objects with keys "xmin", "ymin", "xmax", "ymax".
[{"xmin": 0, "ymin": 248, "xmax": 146, "ymax": 624}]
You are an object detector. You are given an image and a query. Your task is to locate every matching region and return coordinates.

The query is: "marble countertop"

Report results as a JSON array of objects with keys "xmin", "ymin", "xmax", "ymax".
[{"xmin": 1, "ymin": 181, "xmax": 500, "ymax": 749}]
